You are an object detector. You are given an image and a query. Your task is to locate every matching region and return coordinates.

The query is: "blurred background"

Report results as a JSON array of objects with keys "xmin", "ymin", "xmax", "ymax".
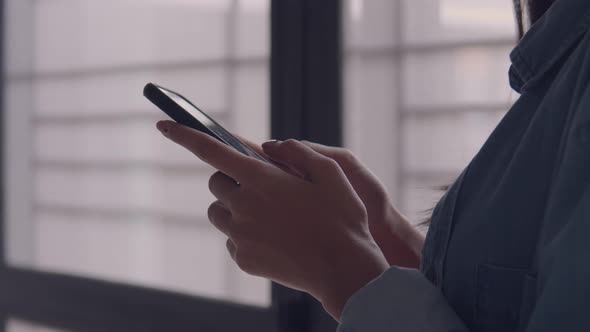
[{"xmin": 2, "ymin": 0, "xmax": 515, "ymax": 331}]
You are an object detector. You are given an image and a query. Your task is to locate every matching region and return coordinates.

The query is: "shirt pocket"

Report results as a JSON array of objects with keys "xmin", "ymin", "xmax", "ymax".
[
  {"xmin": 517, "ymin": 274, "xmax": 538, "ymax": 332},
  {"xmin": 474, "ymin": 264, "xmax": 535, "ymax": 332}
]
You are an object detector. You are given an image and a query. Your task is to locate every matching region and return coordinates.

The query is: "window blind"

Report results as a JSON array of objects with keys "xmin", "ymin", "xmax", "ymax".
[
  {"xmin": 343, "ymin": 0, "xmax": 516, "ymax": 225},
  {"xmin": 4, "ymin": 0, "xmax": 271, "ymax": 307}
]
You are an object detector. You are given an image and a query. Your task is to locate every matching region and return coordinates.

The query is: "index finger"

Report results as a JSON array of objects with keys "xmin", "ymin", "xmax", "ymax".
[{"xmin": 157, "ymin": 120, "xmax": 262, "ymax": 183}]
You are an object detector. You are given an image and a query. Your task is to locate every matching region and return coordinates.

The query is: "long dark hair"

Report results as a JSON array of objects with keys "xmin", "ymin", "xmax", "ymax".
[
  {"xmin": 421, "ymin": 0, "xmax": 557, "ymax": 227},
  {"xmin": 515, "ymin": 0, "xmax": 557, "ymax": 38}
]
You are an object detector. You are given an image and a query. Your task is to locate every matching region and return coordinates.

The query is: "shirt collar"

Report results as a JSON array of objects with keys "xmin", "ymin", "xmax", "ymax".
[{"xmin": 510, "ymin": 0, "xmax": 590, "ymax": 93}]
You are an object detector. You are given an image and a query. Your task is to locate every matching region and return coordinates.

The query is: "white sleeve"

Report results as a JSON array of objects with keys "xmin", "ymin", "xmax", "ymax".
[{"xmin": 338, "ymin": 267, "xmax": 469, "ymax": 332}]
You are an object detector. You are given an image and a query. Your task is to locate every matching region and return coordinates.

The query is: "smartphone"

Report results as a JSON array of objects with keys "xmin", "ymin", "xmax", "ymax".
[{"xmin": 144, "ymin": 83, "xmax": 267, "ymax": 162}]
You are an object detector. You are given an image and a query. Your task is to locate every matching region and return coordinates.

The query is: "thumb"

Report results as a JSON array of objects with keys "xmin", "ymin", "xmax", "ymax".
[{"xmin": 262, "ymin": 139, "xmax": 342, "ymax": 183}]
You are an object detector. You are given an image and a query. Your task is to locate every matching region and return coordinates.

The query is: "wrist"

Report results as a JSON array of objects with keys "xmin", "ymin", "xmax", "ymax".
[
  {"xmin": 368, "ymin": 204, "xmax": 423, "ymax": 268},
  {"xmin": 317, "ymin": 239, "xmax": 389, "ymax": 321},
  {"xmin": 384, "ymin": 204, "xmax": 425, "ymax": 257}
]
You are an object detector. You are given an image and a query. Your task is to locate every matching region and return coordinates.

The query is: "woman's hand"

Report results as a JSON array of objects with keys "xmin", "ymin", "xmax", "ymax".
[
  {"xmin": 156, "ymin": 121, "xmax": 389, "ymax": 320},
  {"xmin": 289, "ymin": 142, "xmax": 425, "ymax": 268},
  {"xmin": 236, "ymin": 137, "xmax": 423, "ymax": 267}
]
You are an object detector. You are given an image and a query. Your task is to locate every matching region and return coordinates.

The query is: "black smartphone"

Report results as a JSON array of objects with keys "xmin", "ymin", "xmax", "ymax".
[{"xmin": 144, "ymin": 83, "xmax": 267, "ymax": 162}]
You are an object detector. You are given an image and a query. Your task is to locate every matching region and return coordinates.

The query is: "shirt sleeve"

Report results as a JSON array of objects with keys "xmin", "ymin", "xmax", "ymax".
[{"xmin": 337, "ymin": 267, "xmax": 469, "ymax": 332}]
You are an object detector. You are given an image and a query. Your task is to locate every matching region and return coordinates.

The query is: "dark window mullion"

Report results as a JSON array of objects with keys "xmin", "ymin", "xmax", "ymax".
[{"xmin": 271, "ymin": 0, "xmax": 341, "ymax": 331}]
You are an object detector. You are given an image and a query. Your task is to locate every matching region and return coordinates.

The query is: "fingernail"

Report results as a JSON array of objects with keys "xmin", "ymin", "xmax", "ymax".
[
  {"xmin": 156, "ymin": 121, "xmax": 172, "ymax": 135},
  {"xmin": 262, "ymin": 139, "xmax": 281, "ymax": 149}
]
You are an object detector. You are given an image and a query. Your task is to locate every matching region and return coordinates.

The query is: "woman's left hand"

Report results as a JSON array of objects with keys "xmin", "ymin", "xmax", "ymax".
[{"xmin": 156, "ymin": 121, "xmax": 389, "ymax": 320}]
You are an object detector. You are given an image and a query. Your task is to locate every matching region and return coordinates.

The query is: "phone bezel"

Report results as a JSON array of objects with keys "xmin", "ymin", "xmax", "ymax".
[{"xmin": 144, "ymin": 83, "xmax": 267, "ymax": 162}]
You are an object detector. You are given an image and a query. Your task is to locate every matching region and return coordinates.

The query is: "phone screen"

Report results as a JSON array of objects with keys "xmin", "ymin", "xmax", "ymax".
[{"xmin": 145, "ymin": 83, "xmax": 267, "ymax": 162}]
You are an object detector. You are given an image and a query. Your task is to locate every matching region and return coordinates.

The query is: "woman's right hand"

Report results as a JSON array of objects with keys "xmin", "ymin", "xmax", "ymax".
[
  {"xmin": 296, "ymin": 142, "xmax": 425, "ymax": 268},
  {"xmin": 239, "ymin": 136, "xmax": 424, "ymax": 268}
]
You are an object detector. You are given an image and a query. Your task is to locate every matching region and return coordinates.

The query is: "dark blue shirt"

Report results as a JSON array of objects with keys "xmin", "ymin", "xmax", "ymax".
[{"xmin": 340, "ymin": 0, "xmax": 590, "ymax": 331}]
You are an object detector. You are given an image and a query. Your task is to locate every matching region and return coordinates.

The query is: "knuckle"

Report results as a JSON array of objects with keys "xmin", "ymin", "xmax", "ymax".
[
  {"xmin": 321, "ymin": 157, "xmax": 341, "ymax": 170},
  {"xmin": 338, "ymin": 148, "xmax": 357, "ymax": 164},
  {"xmin": 368, "ymin": 186, "xmax": 389, "ymax": 204},
  {"xmin": 208, "ymin": 171, "xmax": 222, "ymax": 192},
  {"xmin": 282, "ymin": 139, "xmax": 300, "ymax": 150},
  {"xmin": 283, "ymin": 138, "xmax": 298, "ymax": 145},
  {"xmin": 207, "ymin": 202, "xmax": 217, "ymax": 221},
  {"xmin": 327, "ymin": 149, "xmax": 356, "ymax": 171},
  {"xmin": 356, "ymin": 206, "xmax": 369, "ymax": 222},
  {"xmin": 347, "ymin": 201, "xmax": 368, "ymax": 222},
  {"xmin": 207, "ymin": 201, "xmax": 225, "ymax": 221}
]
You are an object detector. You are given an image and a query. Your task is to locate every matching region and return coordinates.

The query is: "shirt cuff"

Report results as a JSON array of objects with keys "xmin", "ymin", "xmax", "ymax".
[{"xmin": 338, "ymin": 266, "xmax": 468, "ymax": 332}]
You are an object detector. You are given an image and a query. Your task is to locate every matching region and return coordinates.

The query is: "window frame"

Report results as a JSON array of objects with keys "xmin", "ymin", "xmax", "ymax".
[
  {"xmin": 0, "ymin": 0, "xmax": 341, "ymax": 331},
  {"xmin": 271, "ymin": 0, "xmax": 341, "ymax": 331}
]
